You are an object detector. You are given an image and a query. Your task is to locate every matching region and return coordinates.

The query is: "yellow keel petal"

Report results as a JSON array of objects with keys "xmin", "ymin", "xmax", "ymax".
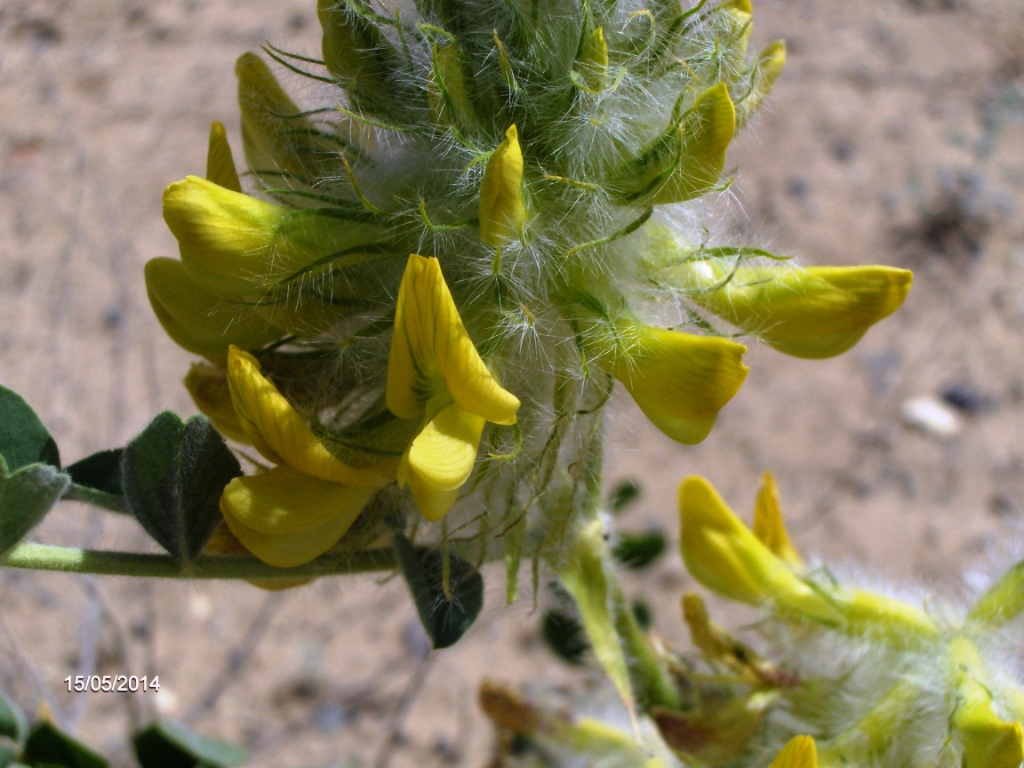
[
  {"xmin": 221, "ymin": 465, "xmax": 374, "ymax": 567},
  {"xmin": 399, "ymin": 404, "xmax": 485, "ymax": 522}
]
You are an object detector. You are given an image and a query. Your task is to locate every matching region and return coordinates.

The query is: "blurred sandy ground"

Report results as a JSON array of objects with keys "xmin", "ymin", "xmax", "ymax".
[{"xmin": 1, "ymin": 0, "xmax": 1024, "ymax": 765}]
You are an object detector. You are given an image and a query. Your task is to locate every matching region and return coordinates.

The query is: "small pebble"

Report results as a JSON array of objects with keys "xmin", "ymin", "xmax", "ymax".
[
  {"xmin": 941, "ymin": 383, "xmax": 991, "ymax": 414},
  {"xmin": 901, "ymin": 396, "xmax": 960, "ymax": 438}
]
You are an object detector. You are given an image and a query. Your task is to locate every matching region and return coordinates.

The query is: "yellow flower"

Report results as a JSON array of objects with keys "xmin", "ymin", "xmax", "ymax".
[
  {"xmin": 678, "ymin": 475, "xmax": 837, "ymax": 619},
  {"xmin": 611, "ymin": 325, "xmax": 748, "ymax": 445},
  {"xmin": 770, "ymin": 736, "xmax": 819, "ymax": 768},
  {"xmin": 676, "ymin": 261, "xmax": 913, "ymax": 359},
  {"xmin": 679, "ymin": 475, "xmax": 939, "ymax": 641},
  {"xmin": 219, "ymin": 346, "xmax": 389, "ymax": 567},
  {"xmin": 387, "ymin": 255, "xmax": 520, "ymax": 521},
  {"xmin": 163, "ymin": 175, "xmax": 383, "ymax": 298},
  {"xmin": 479, "ymin": 125, "xmax": 528, "ymax": 247}
]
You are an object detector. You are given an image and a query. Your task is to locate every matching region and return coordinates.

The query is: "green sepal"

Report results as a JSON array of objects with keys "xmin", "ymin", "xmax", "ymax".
[
  {"xmin": 133, "ymin": 722, "xmax": 247, "ymax": 768},
  {"xmin": 0, "ymin": 693, "xmax": 27, "ymax": 747},
  {"xmin": 122, "ymin": 412, "xmax": 241, "ymax": 561},
  {"xmin": 22, "ymin": 721, "xmax": 107, "ymax": 768},
  {"xmin": 393, "ymin": 534, "xmax": 483, "ymax": 649},
  {"xmin": 612, "ymin": 529, "xmax": 667, "ymax": 570},
  {"xmin": 0, "ymin": 456, "xmax": 71, "ymax": 555},
  {"xmin": 541, "ymin": 609, "xmax": 589, "ymax": 665},
  {"xmin": 65, "ymin": 450, "xmax": 124, "ymax": 500},
  {"xmin": 0, "ymin": 385, "xmax": 60, "ymax": 472}
]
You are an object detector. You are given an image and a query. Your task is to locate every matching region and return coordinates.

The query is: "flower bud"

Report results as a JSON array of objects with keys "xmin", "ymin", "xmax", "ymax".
[{"xmin": 479, "ymin": 125, "xmax": 528, "ymax": 247}]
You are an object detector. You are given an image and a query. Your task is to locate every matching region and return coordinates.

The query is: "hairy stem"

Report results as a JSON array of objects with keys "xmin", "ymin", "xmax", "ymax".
[{"xmin": 1, "ymin": 543, "xmax": 396, "ymax": 580}]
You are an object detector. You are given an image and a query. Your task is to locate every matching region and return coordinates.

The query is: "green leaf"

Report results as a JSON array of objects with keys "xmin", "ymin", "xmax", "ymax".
[
  {"xmin": 0, "ymin": 457, "xmax": 71, "ymax": 555},
  {"xmin": 22, "ymin": 721, "xmax": 107, "ymax": 768},
  {"xmin": 393, "ymin": 534, "xmax": 483, "ymax": 649},
  {"xmin": 0, "ymin": 385, "xmax": 59, "ymax": 472},
  {"xmin": 612, "ymin": 529, "xmax": 666, "ymax": 570},
  {"xmin": 122, "ymin": 413, "xmax": 241, "ymax": 561},
  {"xmin": 631, "ymin": 599, "xmax": 653, "ymax": 631},
  {"xmin": 0, "ymin": 692, "xmax": 27, "ymax": 745},
  {"xmin": 65, "ymin": 450, "xmax": 123, "ymax": 499},
  {"xmin": 133, "ymin": 722, "xmax": 247, "ymax": 768},
  {"xmin": 607, "ymin": 479, "xmax": 641, "ymax": 513},
  {"xmin": 541, "ymin": 609, "xmax": 589, "ymax": 665}
]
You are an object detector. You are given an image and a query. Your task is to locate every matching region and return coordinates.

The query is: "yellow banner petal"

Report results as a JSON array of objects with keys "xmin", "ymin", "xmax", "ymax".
[
  {"xmin": 206, "ymin": 121, "xmax": 241, "ymax": 193},
  {"xmin": 220, "ymin": 465, "xmax": 374, "ymax": 567},
  {"xmin": 145, "ymin": 257, "xmax": 282, "ymax": 358},
  {"xmin": 398, "ymin": 403, "xmax": 485, "ymax": 522},
  {"xmin": 386, "ymin": 255, "xmax": 521, "ymax": 424},
  {"xmin": 770, "ymin": 736, "xmax": 818, "ymax": 768},
  {"xmin": 752, "ymin": 470, "xmax": 802, "ymax": 567},
  {"xmin": 613, "ymin": 326, "xmax": 747, "ymax": 445},
  {"xmin": 226, "ymin": 346, "xmax": 387, "ymax": 487},
  {"xmin": 679, "ymin": 262, "xmax": 912, "ymax": 359},
  {"xmin": 479, "ymin": 125, "xmax": 528, "ymax": 246}
]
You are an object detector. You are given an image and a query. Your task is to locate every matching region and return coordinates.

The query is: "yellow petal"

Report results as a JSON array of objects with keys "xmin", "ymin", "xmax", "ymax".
[
  {"xmin": 735, "ymin": 41, "xmax": 786, "ymax": 130},
  {"xmin": 203, "ymin": 522, "xmax": 313, "ymax": 590},
  {"xmin": 617, "ymin": 83, "xmax": 736, "ymax": 204},
  {"xmin": 679, "ymin": 262, "xmax": 913, "ymax": 359},
  {"xmin": 386, "ymin": 254, "xmax": 520, "ymax": 424},
  {"xmin": 770, "ymin": 737, "xmax": 818, "ymax": 768},
  {"xmin": 145, "ymin": 257, "xmax": 281, "ymax": 358},
  {"xmin": 479, "ymin": 125, "xmax": 528, "ymax": 246},
  {"xmin": 226, "ymin": 345, "xmax": 387, "ymax": 487},
  {"xmin": 613, "ymin": 326, "xmax": 748, "ymax": 445},
  {"xmin": 678, "ymin": 476, "xmax": 840, "ymax": 621},
  {"xmin": 398, "ymin": 404, "xmax": 485, "ymax": 522},
  {"xmin": 206, "ymin": 121, "xmax": 241, "ymax": 193},
  {"xmin": 220, "ymin": 465, "xmax": 374, "ymax": 567},
  {"xmin": 184, "ymin": 362, "xmax": 249, "ymax": 444},
  {"xmin": 163, "ymin": 175, "xmax": 380, "ymax": 298},
  {"xmin": 752, "ymin": 471, "xmax": 802, "ymax": 567}
]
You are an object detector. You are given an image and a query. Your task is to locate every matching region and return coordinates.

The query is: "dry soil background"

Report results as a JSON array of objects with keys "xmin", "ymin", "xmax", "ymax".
[{"xmin": 2, "ymin": 1, "xmax": 1024, "ymax": 766}]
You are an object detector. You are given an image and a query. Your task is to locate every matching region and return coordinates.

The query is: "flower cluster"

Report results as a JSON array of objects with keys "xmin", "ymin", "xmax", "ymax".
[
  {"xmin": 147, "ymin": 0, "xmax": 911, "ymax": 569},
  {"xmin": 677, "ymin": 474, "xmax": 1024, "ymax": 768}
]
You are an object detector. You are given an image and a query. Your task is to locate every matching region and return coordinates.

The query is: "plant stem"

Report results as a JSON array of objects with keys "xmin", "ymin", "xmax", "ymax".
[{"xmin": 0, "ymin": 542, "xmax": 396, "ymax": 580}]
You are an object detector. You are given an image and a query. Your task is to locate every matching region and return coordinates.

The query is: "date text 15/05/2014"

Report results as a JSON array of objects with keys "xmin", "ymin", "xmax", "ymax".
[{"xmin": 65, "ymin": 675, "xmax": 159, "ymax": 693}]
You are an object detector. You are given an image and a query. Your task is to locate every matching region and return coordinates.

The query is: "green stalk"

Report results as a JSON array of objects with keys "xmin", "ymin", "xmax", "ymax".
[{"xmin": 1, "ymin": 543, "xmax": 396, "ymax": 580}]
